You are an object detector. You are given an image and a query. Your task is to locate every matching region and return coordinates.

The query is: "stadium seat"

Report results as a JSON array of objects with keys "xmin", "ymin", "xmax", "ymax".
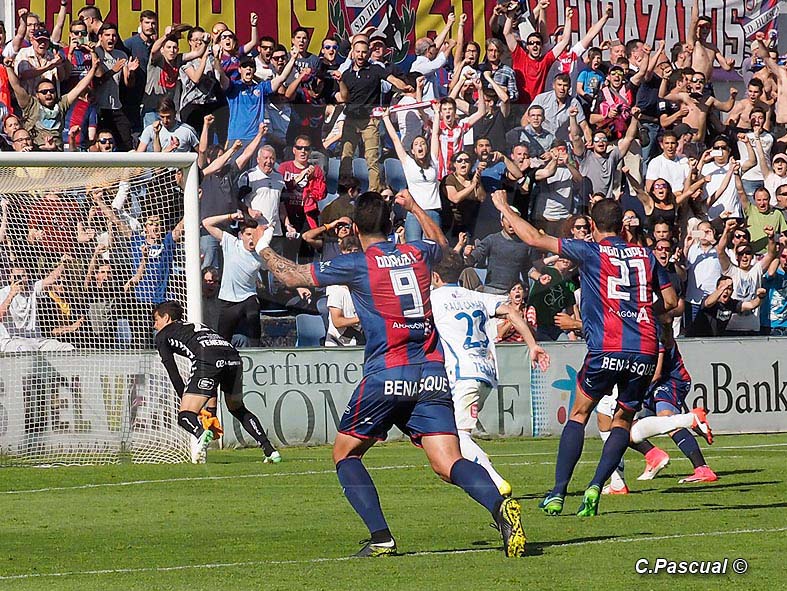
[
  {"xmin": 316, "ymin": 296, "xmax": 330, "ymax": 332},
  {"xmin": 352, "ymin": 157, "xmax": 370, "ymax": 192},
  {"xmin": 383, "ymin": 158, "xmax": 407, "ymax": 193},
  {"xmin": 325, "ymin": 157, "xmax": 340, "ymax": 195},
  {"xmin": 295, "ymin": 313, "xmax": 326, "ymax": 347},
  {"xmin": 474, "ymin": 268, "xmax": 488, "ymax": 285}
]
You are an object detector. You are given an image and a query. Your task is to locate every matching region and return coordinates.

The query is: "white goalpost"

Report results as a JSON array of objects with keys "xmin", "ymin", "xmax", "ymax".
[{"xmin": 0, "ymin": 152, "xmax": 202, "ymax": 465}]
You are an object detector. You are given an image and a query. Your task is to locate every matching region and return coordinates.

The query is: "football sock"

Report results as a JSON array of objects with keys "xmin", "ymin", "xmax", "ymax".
[
  {"xmin": 553, "ymin": 419, "xmax": 584, "ymax": 496},
  {"xmin": 630, "ymin": 439, "xmax": 655, "ymax": 455},
  {"xmin": 590, "ymin": 427, "xmax": 630, "ymax": 489},
  {"xmin": 449, "ymin": 458, "xmax": 502, "ymax": 515},
  {"xmin": 600, "ymin": 429, "xmax": 626, "ymax": 488},
  {"xmin": 336, "ymin": 457, "xmax": 389, "ymax": 537},
  {"xmin": 229, "ymin": 406, "xmax": 276, "ymax": 456},
  {"xmin": 671, "ymin": 428, "xmax": 706, "ymax": 469},
  {"xmin": 630, "ymin": 414, "xmax": 692, "ymax": 443},
  {"xmin": 457, "ymin": 431, "xmax": 505, "ymax": 488},
  {"xmin": 177, "ymin": 410, "xmax": 204, "ymax": 438}
]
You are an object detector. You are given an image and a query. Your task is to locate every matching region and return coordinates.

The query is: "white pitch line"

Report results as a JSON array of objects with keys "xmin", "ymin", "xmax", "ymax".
[
  {"xmin": 0, "ymin": 454, "xmax": 745, "ymax": 496},
  {"xmin": 0, "ymin": 526, "xmax": 784, "ymax": 581}
]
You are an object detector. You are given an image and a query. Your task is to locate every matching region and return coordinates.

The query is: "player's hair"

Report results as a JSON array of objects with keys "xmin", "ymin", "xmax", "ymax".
[
  {"xmin": 624, "ymin": 39, "xmax": 643, "ymax": 58},
  {"xmin": 238, "ymin": 218, "xmax": 259, "ymax": 232},
  {"xmin": 35, "ymin": 78, "xmax": 57, "ymax": 92},
  {"xmin": 153, "ymin": 300, "xmax": 183, "ymax": 321},
  {"xmin": 697, "ymin": 15, "xmax": 712, "ymax": 25},
  {"xmin": 667, "ymin": 69, "xmax": 685, "ymax": 90},
  {"xmin": 660, "ymin": 130, "xmax": 679, "ymax": 142},
  {"xmin": 527, "ymin": 104, "xmax": 545, "ymax": 115},
  {"xmin": 353, "ymin": 191, "xmax": 392, "ymax": 236},
  {"xmin": 465, "ymin": 40, "xmax": 481, "ymax": 55},
  {"xmin": 338, "ymin": 174, "xmax": 360, "ymax": 194},
  {"xmin": 670, "ymin": 42, "xmax": 686, "ymax": 63},
  {"xmin": 748, "ymin": 78, "xmax": 764, "ymax": 90},
  {"xmin": 259, "ymin": 35, "xmax": 276, "ymax": 46},
  {"xmin": 554, "ymin": 73, "xmax": 571, "ymax": 85},
  {"xmin": 157, "ymin": 96, "xmax": 176, "ymax": 114},
  {"xmin": 203, "ymin": 266, "xmax": 220, "ymax": 280},
  {"xmin": 293, "ymin": 134, "xmax": 311, "ymax": 146},
  {"xmin": 140, "ymin": 10, "xmax": 157, "ymax": 21},
  {"xmin": 587, "ymin": 47, "xmax": 602, "ymax": 60},
  {"xmin": 340, "ymin": 235, "xmax": 361, "ymax": 252},
  {"xmin": 716, "ymin": 275, "xmax": 731, "ymax": 287},
  {"xmin": 590, "ymin": 198, "xmax": 623, "ymax": 234},
  {"xmin": 433, "ymin": 249, "xmax": 465, "ymax": 284},
  {"xmin": 486, "ymin": 38, "xmax": 504, "ymax": 52},
  {"xmin": 189, "ymin": 26, "xmax": 205, "ymax": 40},
  {"xmin": 292, "ymin": 26, "xmax": 310, "ymax": 40},
  {"xmin": 78, "ymin": 6, "xmax": 102, "ymax": 20},
  {"xmin": 526, "ymin": 32, "xmax": 543, "ymax": 43},
  {"xmin": 750, "ymin": 107, "xmax": 766, "ymax": 118},
  {"xmin": 98, "ymin": 22, "xmax": 119, "ymax": 35},
  {"xmin": 439, "ymin": 96, "xmax": 457, "ymax": 110}
]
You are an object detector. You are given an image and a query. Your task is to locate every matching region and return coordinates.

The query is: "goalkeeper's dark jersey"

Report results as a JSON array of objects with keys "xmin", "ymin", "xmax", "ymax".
[{"xmin": 154, "ymin": 321, "xmax": 240, "ymax": 396}]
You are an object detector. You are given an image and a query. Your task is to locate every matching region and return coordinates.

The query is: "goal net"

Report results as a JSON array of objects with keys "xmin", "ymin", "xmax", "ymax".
[{"xmin": 0, "ymin": 153, "xmax": 201, "ymax": 465}]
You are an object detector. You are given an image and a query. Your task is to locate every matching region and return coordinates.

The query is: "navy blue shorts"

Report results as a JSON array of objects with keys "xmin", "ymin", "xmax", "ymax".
[
  {"xmin": 577, "ymin": 351, "xmax": 658, "ymax": 412},
  {"xmin": 644, "ymin": 379, "xmax": 690, "ymax": 414},
  {"xmin": 339, "ymin": 362, "xmax": 457, "ymax": 445}
]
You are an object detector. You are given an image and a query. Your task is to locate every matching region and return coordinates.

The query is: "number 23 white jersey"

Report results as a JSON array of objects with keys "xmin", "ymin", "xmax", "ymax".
[{"xmin": 431, "ymin": 285, "xmax": 505, "ymax": 388}]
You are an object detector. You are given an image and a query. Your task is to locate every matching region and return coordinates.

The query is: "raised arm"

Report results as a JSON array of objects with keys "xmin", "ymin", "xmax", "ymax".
[
  {"xmin": 687, "ymin": 0, "xmax": 699, "ymax": 46},
  {"xmin": 759, "ymin": 226, "xmax": 778, "ymax": 271},
  {"xmin": 503, "ymin": 13, "xmax": 519, "ymax": 54},
  {"xmin": 396, "ymin": 190, "xmax": 448, "ymax": 247},
  {"xmin": 617, "ymin": 107, "xmax": 641, "ymax": 157},
  {"xmin": 453, "ymin": 13, "xmax": 467, "ymax": 63},
  {"xmin": 243, "ymin": 13, "xmax": 259, "ymax": 55},
  {"xmin": 716, "ymin": 219, "xmax": 736, "ymax": 271},
  {"xmin": 234, "ymin": 123, "xmax": 268, "ymax": 171},
  {"xmin": 203, "ymin": 140, "xmax": 243, "ymax": 176},
  {"xmin": 381, "ymin": 110, "xmax": 409, "ymax": 161},
  {"xmin": 64, "ymin": 48, "xmax": 99, "ymax": 104},
  {"xmin": 551, "ymin": 8, "xmax": 574, "ymax": 58},
  {"xmin": 462, "ymin": 80, "xmax": 488, "ymax": 127},
  {"xmin": 568, "ymin": 106, "xmax": 585, "ymax": 156},
  {"xmin": 51, "ymin": 1, "xmax": 68, "ymax": 45},
  {"xmin": 433, "ymin": 12, "xmax": 456, "ymax": 56},
  {"xmin": 270, "ymin": 47, "xmax": 298, "ymax": 93},
  {"xmin": 579, "ymin": 3, "xmax": 613, "ymax": 50},
  {"xmin": 483, "ymin": 70, "xmax": 510, "ymax": 117},
  {"xmin": 491, "ymin": 190, "xmax": 560, "ymax": 253},
  {"xmin": 202, "ymin": 211, "xmax": 240, "ymax": 241},
  {"xmin": 496, "ymin": 302, "xmax": 550, "ymax": 370},
  {"xmin": 3, "ymin": 57, "xmax": 31, "ymax": 108}
]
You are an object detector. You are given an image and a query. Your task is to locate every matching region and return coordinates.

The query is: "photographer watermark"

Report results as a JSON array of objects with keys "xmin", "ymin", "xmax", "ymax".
[{"xmin": 636, "ymin": 558, "xmax": 749, "ymax": 575}]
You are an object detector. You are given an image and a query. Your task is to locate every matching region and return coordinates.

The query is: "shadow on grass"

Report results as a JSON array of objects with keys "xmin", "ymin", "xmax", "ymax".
[
  {"xmin": 657, "ymin": 479, "xmax": 781, "ymax": 494},
  {"xmin": 602, "ymin": 500, "xmax": 787, "ymax": 516}
]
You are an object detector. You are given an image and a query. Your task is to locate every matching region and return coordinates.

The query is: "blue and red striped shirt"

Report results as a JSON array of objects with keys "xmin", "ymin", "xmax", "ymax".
[
  {"xmin": 659, "ymin": 342, "xmax": 691, "ymax": 385},
  {"xmin": 559, "ymin": 236, "xmax": 671, "ymax": 355},
  {"xmin": 311, "ymin": 239, "xmax": 444, "ymax": 375}
]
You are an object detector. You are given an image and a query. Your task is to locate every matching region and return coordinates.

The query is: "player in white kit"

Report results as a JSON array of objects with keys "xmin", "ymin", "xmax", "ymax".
[{"xmin": 431, "ymin": 250, "xmax": 550, "ymax": 496}]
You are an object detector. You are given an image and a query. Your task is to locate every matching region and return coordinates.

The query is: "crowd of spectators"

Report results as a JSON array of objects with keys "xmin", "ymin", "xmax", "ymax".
[{"xmin": 2, "ymin": 0, "xmax": 787, "ymax": 351}]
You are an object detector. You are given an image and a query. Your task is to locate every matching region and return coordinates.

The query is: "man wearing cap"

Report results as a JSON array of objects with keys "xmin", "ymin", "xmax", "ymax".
[
  {"xmin": 14, "ymin": 26, "xmax": 70, "ymax": 96},
  {"xmin": 218, "ymin": 47, "xmax": 297, "ymax": 146}
]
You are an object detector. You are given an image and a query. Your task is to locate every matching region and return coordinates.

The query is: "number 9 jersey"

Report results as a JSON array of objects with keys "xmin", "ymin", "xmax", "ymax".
[
  {"xmin": 310, "ymin": 240, "xmax": 445, "ymax": 374},
  {"xmin": 558, "ymin": 237, "xmax": 672, "ymax": 356}
]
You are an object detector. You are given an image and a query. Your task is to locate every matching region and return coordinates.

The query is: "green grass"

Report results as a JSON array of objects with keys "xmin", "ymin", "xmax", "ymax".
[{"xmin": 0, "ymin": 433, "xmax": 784, "ymax": 591}]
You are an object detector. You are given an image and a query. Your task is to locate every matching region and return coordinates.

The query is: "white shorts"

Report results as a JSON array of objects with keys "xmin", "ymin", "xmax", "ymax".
[
  {"xmin": 596, "ymin": 388, "xmax": 619, "ymax": 419},
  {"xmin": 0, "ymin": 337, "xmax": 73, "ymax": 353},
  {"xmin": 452, "ymin": 379, "xmax": 492, "ymax": 431}
]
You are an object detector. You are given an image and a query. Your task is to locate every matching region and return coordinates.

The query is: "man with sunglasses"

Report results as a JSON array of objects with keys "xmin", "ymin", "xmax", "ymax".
[
  {"xmin": 254, "ymin": 36, "xmax": 276, "ymax": 81},
  {"xmin": 278, "ymin": 135, "xmax": 327, "ymax": 257},
  {"xmin": 702, "ymin": 137, "xmax": 753, "ymax": 221},
  {"xmin": 503, "ymin": 6, "xmax": 573, "ymax": 105},
  {"xmin": 4, "ymin": 48, "xmax": 97, "ymax": 150},
  {"xmin": 14, "ymin": 26, "xmax": 69, "ymax": 96}
]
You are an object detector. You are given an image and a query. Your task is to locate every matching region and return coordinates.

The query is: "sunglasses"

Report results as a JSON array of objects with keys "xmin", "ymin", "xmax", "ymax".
[
  {"xmin": 691, "ymin": 77, "xmax": 705, "ymax": 83},
  {"xmin": 654, "ymin": 245, "xmax": 671, "ymax": 252},
  {"xmin": 733, "ymin": 233, "xmax": 747, "ymax": 239},
  {"xmin": 71, "ymin": 30, "xmax": 87, "ymax": 35},
  {"xmin": 37, "ymin": 88, "xmax": 56, "ymax": 95},
  {"xmin": 573, "ymin": 224, "xmax": 589, "ymax": 230},
  {"xmin": 259, "ymin": 45, "xmax": 274, "ymax": 51},
  {"xmin": 712, "ymin": 145, "xmax": 729, "ymax": 150},
  {"xmin": 220, "ymin": 33, "xmax": 234, "ymax": 39},
  {"xmin": 593, "ymin": 137, "xmax": 608, "ymax": 143},
  {"xmin": 272, "ymin": 55, "xmax": 286, "ymax": 60},
  {"xmin": 526, "ymin": 41, "xmax": 542, "ymax": 46},
  {"xmin": 293, "ymin": 145, "xmax": 311, "ymax": 151},
  {"xmin": 323, "ymin": 44, "xmax": 338, "ymax": 50},
  {"xmin": 335, "ymin": 223, "xmax": 351, "ymax": 230},
  {"xmin": 737, "ymin": 250, "xmax": 753, "ymax": 256},
  {"xmin": 97, "ymin": 138, "xmax": 114, "ymax": 144},
  {"xmin": 455, "ymin": 158, "xmax": 470, "ymax": 164},
  {"xmin": 653, "ymin": 183, "xmax": 669, "ymax": 189}
]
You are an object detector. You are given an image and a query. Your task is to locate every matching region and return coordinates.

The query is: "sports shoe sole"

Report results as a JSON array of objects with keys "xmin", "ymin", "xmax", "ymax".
[
  {"xmin": 690, "ymin": 408, "xmax": 713, "ymax": 445},
  {"xmin": 576, "ymin": 486, "xmax": 600, "ymax": 517},
  {"xmin": 499, "ymin": 498, "xmax": 526, "ymax": 557}
]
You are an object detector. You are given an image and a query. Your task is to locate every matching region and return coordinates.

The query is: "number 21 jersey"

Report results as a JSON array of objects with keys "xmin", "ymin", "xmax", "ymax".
[
  {"xmin": 558, "ymin": 237, "xmax": 671, "ymax": 355},
  {"xmin": 310, "ymin": 240, "xmax": 445, "ymax": 374}
]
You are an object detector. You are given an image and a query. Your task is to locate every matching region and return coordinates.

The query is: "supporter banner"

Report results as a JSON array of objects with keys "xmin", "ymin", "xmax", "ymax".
[
  {"xmin": 17, "ymin": 0, "xmax": 780, "ymax": 69},
  {"xmin": 221, "ymin": 339, "xmax": 787, "ymax": 449},
  {"xmin": 0, "ymin": 352, "xmax": 187, "ymax": 462}
]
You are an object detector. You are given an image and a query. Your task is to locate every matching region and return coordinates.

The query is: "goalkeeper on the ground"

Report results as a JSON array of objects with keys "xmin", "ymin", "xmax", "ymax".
[{"xmin": 152, "ymin": 300, "xmax": 281, "ymax": 464}]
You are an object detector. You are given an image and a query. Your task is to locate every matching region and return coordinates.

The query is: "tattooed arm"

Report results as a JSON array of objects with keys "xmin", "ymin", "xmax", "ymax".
[{"xmin": 256, "ymin": 240, "xmax": 317, "ymax": 288}]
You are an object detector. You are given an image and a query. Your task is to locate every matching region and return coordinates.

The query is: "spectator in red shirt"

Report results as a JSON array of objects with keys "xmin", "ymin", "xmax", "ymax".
[
  {"xmin": 503, "ymin": 6, "xmax": 574, "ymax": 105},
  {"xmin": 27, "ymin": 191, "xmax": 92, "ymax": 261},
  {"xmin": 277, "ymin": 134, "xmax": 326, "ymax": 259}
]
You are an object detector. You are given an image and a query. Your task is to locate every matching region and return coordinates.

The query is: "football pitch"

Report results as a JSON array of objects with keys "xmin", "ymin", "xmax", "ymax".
[{"xmin": 1, "ymin": 433, "xmax": 784, "ymax": 591}]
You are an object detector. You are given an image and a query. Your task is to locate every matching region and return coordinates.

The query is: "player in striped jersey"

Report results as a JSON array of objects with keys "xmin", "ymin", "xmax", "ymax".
[
  {"xmin": 256, "ymin": 190, "xmax": 526, "ymax": 557},
  {"xmin": 431, "ymin": 250, "xmax": 549, "ymax": 497},
  {"xmin": 491, "ymin": 191, "xmax": 678, "ymax": 516}
]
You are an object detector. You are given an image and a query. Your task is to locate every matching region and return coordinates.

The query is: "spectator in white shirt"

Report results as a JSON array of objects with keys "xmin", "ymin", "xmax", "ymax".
[
  {"xmin": 136, "ymin": 97, "xmax": 198, "ymax": 152},
  {"xmin": 411, "ymin": 13, "xmax": 456, "ymax": 101},
  {"xmin": 645, "ymin": 130, "xmax": 691, "ymax": 195},
  {"xmin": 325, "ymin": 236, "xmax": 364, "ymax": 347}
]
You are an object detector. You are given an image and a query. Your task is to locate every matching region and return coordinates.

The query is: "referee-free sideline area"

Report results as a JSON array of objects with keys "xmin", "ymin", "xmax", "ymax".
[{"xmin": 0, "ymin": 433, "xmax": 784, "ymax": 591}]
